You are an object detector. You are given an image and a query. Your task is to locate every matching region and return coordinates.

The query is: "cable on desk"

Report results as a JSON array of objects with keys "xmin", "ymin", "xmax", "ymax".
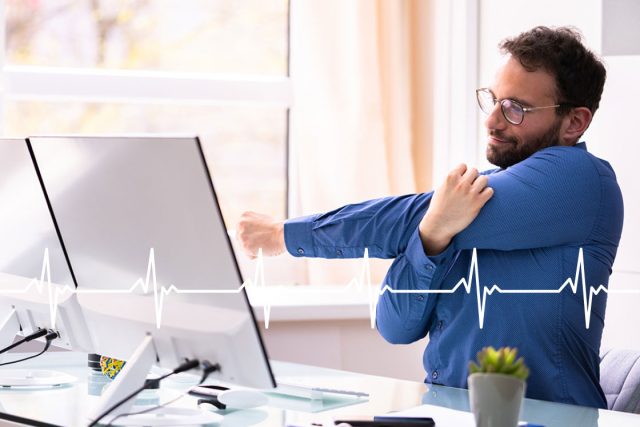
[
  {"xmin": 88, "ymin": 358, "xmax": 200, "ymax": 427},
  {"xmin": 0, "ymin": 328, "xmax": 49, "ymax": 355},
  {"xmin": 199, "ymin": 360, "xmax": 221, "ymax": 384},
  {"xmin": 104, "ymin": 360, "xmax": 221, "ymax": 427},
  {"xmin": 0, "ymin": 331, "xmax": 59, "ymax": 366}
]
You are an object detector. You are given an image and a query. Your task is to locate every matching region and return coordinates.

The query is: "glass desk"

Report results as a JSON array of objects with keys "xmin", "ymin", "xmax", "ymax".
[{"xmin": 0, "ymin": 352, "xmax": 639, "ymax": 426}]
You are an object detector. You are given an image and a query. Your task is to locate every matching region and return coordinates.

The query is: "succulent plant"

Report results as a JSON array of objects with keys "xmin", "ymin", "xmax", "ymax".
[{"xmin": 469, "ymin": 346, "xmax": 529, "ymax": 381}]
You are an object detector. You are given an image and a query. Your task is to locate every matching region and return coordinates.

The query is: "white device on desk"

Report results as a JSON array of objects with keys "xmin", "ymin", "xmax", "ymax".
[
  {"xmin": 188, "ymin": 384, "xmax": 269, "ymax": 409},
  {"xmin": 0, "ymin": 138, "xmax": 93, "ymax": 386},
  {"xmin": 28, "ymin": 135, "xmax": 276, "ymax": 425},
  {"xmin": 273, "ymin": 381, "xmax": 370, "ymax": 400}
]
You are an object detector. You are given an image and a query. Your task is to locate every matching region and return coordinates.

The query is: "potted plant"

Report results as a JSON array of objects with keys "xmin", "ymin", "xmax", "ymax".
[{"xmin": 468, "ymin": 346, "xmax": 529, "ymax": 427}]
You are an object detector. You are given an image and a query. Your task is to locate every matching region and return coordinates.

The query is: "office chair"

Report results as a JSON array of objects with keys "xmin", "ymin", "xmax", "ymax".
[{"xmin": 600, "ymin": 347, "xmax": 640, "ymax": 413}]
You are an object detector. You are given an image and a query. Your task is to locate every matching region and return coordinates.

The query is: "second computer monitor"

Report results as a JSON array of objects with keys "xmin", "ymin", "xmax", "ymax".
[
  {"xmin": 0, "ymin": 138, "xmax": 90, "ymax": 352},
  {"xmin": 28, "ymin": 135, "xmax": 274, "ymax": 389}
]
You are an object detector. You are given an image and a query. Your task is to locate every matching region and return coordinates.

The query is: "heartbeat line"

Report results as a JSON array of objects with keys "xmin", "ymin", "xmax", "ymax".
[
  {"xmin": 2, "ymin": 248, "xmax": 270, "ymax": 330},
  {"xmin": 3, "ymin": 248, "xmax": 640, "ymax": 330},
  {"xmin": 378, "ymin": 248, "xmax": 640, "ymax": 329}
]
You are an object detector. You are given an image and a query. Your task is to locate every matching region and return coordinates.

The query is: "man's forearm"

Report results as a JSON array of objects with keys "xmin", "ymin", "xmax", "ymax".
[{"xmin": 285, "ymin": 193, "xmax": 433, "ymax": 259}]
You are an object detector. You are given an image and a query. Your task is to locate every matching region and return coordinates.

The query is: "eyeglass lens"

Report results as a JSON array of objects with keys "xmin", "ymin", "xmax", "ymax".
[
  {"xmin": 501, "ymin": 99, "xmax": 524, "ymax": 124},
  {"xmin": 477, "ymin": 90, "xmax": 523, "ymax": 125}
]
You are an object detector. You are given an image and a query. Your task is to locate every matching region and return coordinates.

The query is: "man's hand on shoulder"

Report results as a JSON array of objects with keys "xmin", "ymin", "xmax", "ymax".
[
  {"xmin": 419, "ymin": 164, "xmax": 494, "ymax": 255},
  {"xmin": 236, "ymin": 211, "xmax": 285, "ymax": 259}
]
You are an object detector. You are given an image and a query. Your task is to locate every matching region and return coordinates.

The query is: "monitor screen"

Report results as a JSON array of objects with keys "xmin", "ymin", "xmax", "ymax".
[
  {"xmin": 0, "ymin": 138, "xmax": 72, "ymax": 287},
  {"xmin": 28, "ymin": 136, "xmax": 274, "ymax": 388},
  {"xmin": 0, "ymin": 139, "xmax": 91, "ymax": 351}
]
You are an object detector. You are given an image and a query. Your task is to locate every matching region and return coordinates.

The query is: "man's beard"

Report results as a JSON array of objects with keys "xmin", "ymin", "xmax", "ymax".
[{"xmin": 486, "ymin": 118, "xmax": 563, "ymax": 169}]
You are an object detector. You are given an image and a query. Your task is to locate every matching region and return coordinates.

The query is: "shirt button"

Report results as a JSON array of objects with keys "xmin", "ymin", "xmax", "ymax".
[
  {"xmin": 416, "ymin": 295, "xmax": 424, "ymax": 301},
  {"xmin": 425, "ymin": 265, "xmax": 434, "ymax": 270},
  {"xmin": 432, "ymin": 370, "xmax": 439, "ymax": 380},
  {"xmin": 297, "ymin": 248, "xmax": 305, "ymax": 255},
  {"xmin": 336, "ymin": 249, "xmax": 343, "ymax": 257},
  {"xmin": 438, "ymin": 320, "xmax": 444, "ymax": 330}
]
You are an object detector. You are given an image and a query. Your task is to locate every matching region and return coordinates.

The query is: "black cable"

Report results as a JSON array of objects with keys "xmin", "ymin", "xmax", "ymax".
[
  {"xmin": 0, "ymin": 331, "xmax": 59, "ymax": 366},
  {"xmin": 199, "ymin": 360, "xmax": 221, "ymax": 384},
  {"xmin": 88, "ymin": 358, "xmax": 200, "ymax": 427},
  {"xmin": 0, "ymin": 328, "xmax": 49, "ymax": 355}
]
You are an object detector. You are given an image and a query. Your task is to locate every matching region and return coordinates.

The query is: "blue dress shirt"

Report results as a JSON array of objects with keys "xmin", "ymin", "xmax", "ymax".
[{"xmin": 284, "ymin": 143, "xmax": 623, "ymax": 408}]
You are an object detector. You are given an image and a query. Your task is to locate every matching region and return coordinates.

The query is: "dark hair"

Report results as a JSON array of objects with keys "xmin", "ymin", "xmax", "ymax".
[{"xmin": 499, "ymin": 26, "xmax": 606, "ymax": 114}]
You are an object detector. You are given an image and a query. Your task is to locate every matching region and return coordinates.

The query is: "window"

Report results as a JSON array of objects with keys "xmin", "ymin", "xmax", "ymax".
[{"xmin": 2, "ymin": 0, "xmax": 291, "ymax": 229}]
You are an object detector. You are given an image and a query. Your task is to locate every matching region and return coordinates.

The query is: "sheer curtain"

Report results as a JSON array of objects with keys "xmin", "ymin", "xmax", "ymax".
[{"xmin": 289, "ymin": 0, "xmax": 436, "ymax": 284}]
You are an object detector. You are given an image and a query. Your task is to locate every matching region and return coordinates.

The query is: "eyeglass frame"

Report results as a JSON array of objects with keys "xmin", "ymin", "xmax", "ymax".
[{"xmin": 476, "ymin": 87, "xmax": 572, "ymax": 125}]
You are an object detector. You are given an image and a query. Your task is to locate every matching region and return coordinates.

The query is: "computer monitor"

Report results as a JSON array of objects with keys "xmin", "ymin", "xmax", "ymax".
[
  {"xmin": 0, "ymin": 139, "xmax": 72, "ymax": 287},
  {"xmin": 0, "ymin": 138, "xmax": 91, "ymax": 354},
  {"xmin": 28, "ymin": 136, "xmax": 275, "ymax": 422}
]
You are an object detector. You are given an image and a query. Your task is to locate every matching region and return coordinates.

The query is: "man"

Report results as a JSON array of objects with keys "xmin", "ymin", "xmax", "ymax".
[{"xmin": 237, "ymin": 26, "xmax": 623, "ymax": 408}]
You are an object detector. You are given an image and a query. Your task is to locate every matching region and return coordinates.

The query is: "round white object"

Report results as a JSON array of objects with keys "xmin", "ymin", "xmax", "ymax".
[
  {"xmin": 0, "ymin": 369, "xmax": 77, "ymax": 387},
  {"xmin": 109, "ymin": 407, "xmax": 222, "ymax": 426},
  {"xmin": 218, "ymin": 389, "xmax": 269, "ymax": 409}
]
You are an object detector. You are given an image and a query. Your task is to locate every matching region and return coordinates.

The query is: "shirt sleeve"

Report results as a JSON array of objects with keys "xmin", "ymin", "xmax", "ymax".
[
  {"xmin": 283, "ymin": 193, "xmax": 455, "ymax": 344},
  {"xmin": 452, "ymin": 146, "xmax": 605, "ymax": 251},
  {"xmin": 376, "ymin": 228, "xmax": 458, "ymax": 343},
  {"xmin": 284, "ymin": 193, "xmax": 432, "ymax": 259}
]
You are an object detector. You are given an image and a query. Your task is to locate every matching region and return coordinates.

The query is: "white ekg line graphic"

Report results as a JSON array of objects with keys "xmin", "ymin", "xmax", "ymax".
[
  {"xmin": 379, "ymin": 248, "xmax": 640, "ymax": 329},
  {"xmin": 4, "ymin": 248, "xmax": 640, "ymax": 330}
]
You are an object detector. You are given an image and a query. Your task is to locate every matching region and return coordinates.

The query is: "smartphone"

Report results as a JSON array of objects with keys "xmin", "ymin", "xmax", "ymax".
[{"xmin": 334, "ymin": 416, "xmax": 435, "ymax": 427}]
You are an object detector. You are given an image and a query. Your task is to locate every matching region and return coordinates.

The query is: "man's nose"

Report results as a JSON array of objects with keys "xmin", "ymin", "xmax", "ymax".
[{"xmin": 484, "ymin": 102, "xmax": 507, "ymax": 131}]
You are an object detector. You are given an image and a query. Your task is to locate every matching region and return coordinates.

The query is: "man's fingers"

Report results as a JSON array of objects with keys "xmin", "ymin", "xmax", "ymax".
[
  {"xmin": 471, "ymin": 175, "xmax": 489, "ymax": 193},
  {"xmin": 461, "ymin": 167, "xmax": 479, "ymax": 186},
  {"xmin": 448, "ymin": 163, "xmax": 467, "ymax": 180},
  {"xmin": 479, "ymin": 186, "xmax": 494, "ymax": 202},
  {"xmin": 454, "ymin": 163, "xmax": 467, "ymax": 174},
  {"xmin": 235, "ymin": 211, "xmax": 285, "ymax": 259},
  {"xmin": 238, "ymin": 237, "xmax": 257, "ymax": 259},
  {"xmin": 237, "ymin": 211, "xmax": 259, "ymax": 258}
]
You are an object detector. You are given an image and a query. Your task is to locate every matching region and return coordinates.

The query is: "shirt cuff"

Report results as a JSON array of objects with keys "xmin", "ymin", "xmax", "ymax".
[
  {"xmin": 284, "ymin": 214, "xmax": 321, "ymax": 257},
  {"xmin": 405, "ymin": 227, "xmax": 456, "ymax": 279}
]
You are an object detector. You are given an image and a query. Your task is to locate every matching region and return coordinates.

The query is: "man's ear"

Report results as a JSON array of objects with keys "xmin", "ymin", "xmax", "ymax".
[{"xmin": 560, "ymin": 107, "xmax": 593, "ymax": 145}]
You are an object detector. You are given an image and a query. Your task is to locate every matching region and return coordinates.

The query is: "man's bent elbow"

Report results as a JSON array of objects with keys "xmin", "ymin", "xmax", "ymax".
[{"xmin": 376, "ymin": 320, "xmax": 425, "ymax": 344}]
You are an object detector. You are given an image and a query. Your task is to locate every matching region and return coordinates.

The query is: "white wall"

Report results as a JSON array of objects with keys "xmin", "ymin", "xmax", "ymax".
[
  {"xmin": 477, "ymin": 0, "xmax": 602, "ymax": 170},
  {"xmin": 477, "ymin": 0, "xmax": 640, "ymax": 350},
  {"xmin": 602, "ymin": 0, "xmax": 640, "ymax": 55},
  {"xmin": 258, "ymin": 319, "xmax": 428, "ymax": 381},
  {"xmin": 586, "ymin": 59, "xmax": 640, "ymax": 350}
]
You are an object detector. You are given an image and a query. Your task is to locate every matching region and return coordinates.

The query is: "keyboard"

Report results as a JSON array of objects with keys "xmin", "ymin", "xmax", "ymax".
[{"xmin": 272, "ymin": 381, "xmax": 369, "ymax": 400}]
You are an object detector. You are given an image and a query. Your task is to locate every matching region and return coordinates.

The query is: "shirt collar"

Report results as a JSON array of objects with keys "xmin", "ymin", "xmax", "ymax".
[{"xmin": 575, "ymin": 141, "xmax": 587, "ymax": 151}]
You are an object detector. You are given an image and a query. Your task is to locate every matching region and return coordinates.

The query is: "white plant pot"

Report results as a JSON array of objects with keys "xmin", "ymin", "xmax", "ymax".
[{"xmin": 468, "ymin": 373, "xmax": 526, "ymax": 427}]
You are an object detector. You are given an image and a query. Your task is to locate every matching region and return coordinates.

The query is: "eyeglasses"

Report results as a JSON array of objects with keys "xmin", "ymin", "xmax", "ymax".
[{"xmin": 476, "ymin": 88, "xmax": 562, "ymax": 125}]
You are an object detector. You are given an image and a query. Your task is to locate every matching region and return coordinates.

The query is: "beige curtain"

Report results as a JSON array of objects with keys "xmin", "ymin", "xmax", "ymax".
[{"xmin": 289, "ymin": 0, "xmax": 436, "ymax": 284}]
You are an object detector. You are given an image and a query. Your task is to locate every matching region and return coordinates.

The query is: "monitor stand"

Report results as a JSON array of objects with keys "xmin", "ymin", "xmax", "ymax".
[
  {"xmin": 88, "ymin": 334, "xmax": 221, "ymax": 426},
  {"xmin": 0, "ymin": 309, "xmax": 76, "ymax": 387},
  {"xmin": 0, "ymin": 309, "xmax": 20, "ymax": 356}
]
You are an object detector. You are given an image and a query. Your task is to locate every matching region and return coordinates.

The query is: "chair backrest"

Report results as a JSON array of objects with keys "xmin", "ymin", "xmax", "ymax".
[{"xmin": 600, "ymin": 347, "xmax": 640, "ymax": 413}]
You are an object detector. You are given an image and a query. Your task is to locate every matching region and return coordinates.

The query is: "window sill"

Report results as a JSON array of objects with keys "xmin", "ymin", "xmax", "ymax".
[{"xmin": 247, "ymin": 284, "xmax": 376, "ymax": 322}]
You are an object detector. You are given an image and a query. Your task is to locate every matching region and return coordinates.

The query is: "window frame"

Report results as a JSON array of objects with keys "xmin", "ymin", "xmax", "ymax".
[{"xmin": 0, "ymin": 2, "xmax": 292, "ymax": 218}]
